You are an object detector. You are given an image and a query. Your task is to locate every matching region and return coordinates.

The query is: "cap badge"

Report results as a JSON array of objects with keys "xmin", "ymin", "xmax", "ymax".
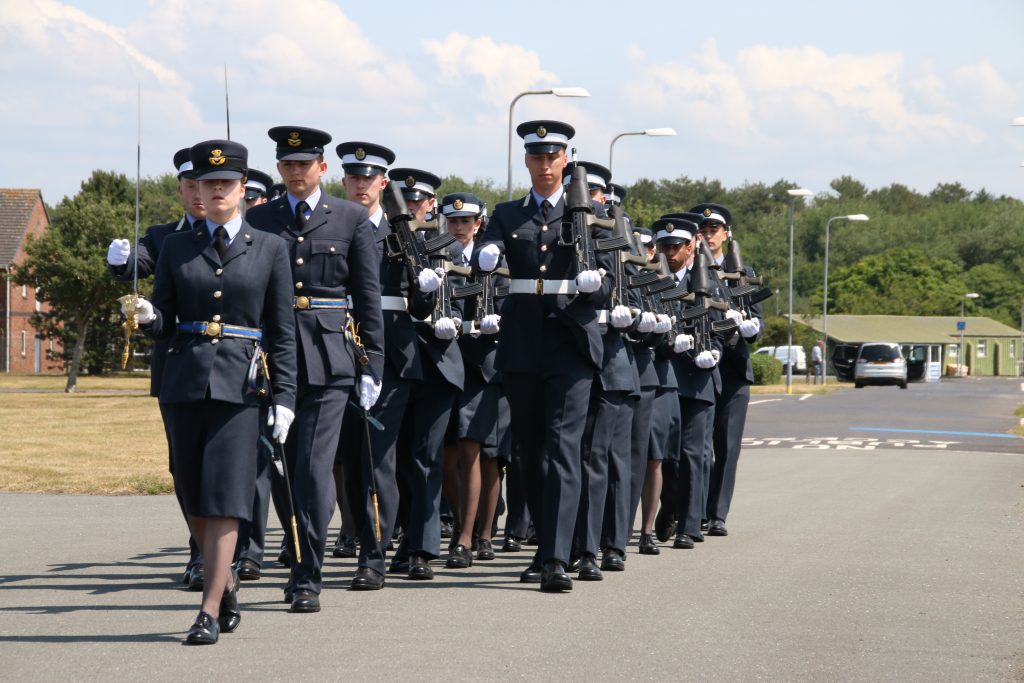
[
  {"xmin": 666, "ymin": 223, "xmax": 675, "ymax": 232},
  {"xmin": 287, "ymin": 132, "xmax": 302, "ymax": 147},
  {"xmin": 703, "ymin": 208, "xmax": 712, "ymax": 217},
  {"xmin": 405, "ymin": 176, "xmax": 416, "ymax": 188},
  {"xmin": 354, "ymin": 147, "xmax": 366, "ymax": 161},
  {"xmin": 209, "ymin": 149, "xmax": 226, "ymax": 166},
  {"xmin": 453, "ymin": 198, "xmax": 464, "ymax": 210},
  {"xmin": 537, "ymin": 126, "xmax": 547, "ymax": 138}
]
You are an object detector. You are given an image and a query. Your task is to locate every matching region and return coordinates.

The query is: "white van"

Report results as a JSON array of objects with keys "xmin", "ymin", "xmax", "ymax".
[{"xmin": 752, "ymin": 345, "xmax": 807, "ymax": 374}]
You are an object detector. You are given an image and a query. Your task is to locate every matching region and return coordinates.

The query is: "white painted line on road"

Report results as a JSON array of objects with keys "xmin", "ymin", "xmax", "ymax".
[
  {"xmin": 749, "ymin": 399, "xmax": 782, "ymax": 405},
  {"xmin": 799, "ymin": 394, "xmax": 813, "ymax": 401}
]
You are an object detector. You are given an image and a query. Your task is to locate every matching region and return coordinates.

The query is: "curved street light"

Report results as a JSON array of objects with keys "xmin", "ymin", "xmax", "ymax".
[
  {"xmin": 607, "ymin": 128, "xmax": 677, "ymax": 175},
  {"xmin": 506, "ymin": 87, "xmax": 590, "ymax": 200},
  {"xmin": 822, "ymin": 214, "xmax": 869, "ymax": 386},
  {"xmin": 785, "ymin": 188, "xmax": 813, "ymax": 394}
]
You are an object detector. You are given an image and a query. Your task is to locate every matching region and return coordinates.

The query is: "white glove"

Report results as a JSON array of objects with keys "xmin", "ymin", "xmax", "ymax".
[
  {"xmin": 725, "ymin": 309, "xmax": 743, "ymax": 324},
  {"xmin": 478, "ymin": 244, "xmax": 501, "ymax": 272},
  {"xmin": 673, "ymin": 333, "xmax": 693, "ymax": 354},
  {"xmin": 433, "ymin": 317, "xmax": 457, "ymax": 340},
  {"xmin": 359, "ymin": 375, "xmax": 382, "ymax": 410},
  {"xmin": 417, "ymin": 268, "xmax": 442, "ymax": 293},
  {"xmin": 609, "ymin": 305, "xmax": 632, "ymax": 329},
  {"xmin": 739, "ymin": 317, "xmax": 760, "ymax": 338},
  {"xmin": 121, "ymin": 296, "xmax": 155, "ymax": 324},
  {"xmin": 267, "ymin": 405, "xmax": 294, "ymax": 444},
  {"xmin": 695, "ymin": 350, "xmax": 717, "ymax": 369},
  {"xmin": 481, "ymin": 314, "xmax": 500, "ymax": 334},
  {"xmin": 711, "ymin": 348, "xmax": 721, "ymax": 363},
  {"xmin": 653, "ymin": 313, "xmax": 672, "ymax": 334},
  {"xmin": 107, "ymin": 238, "xmax": 131, "ymax": 266},
  {"xmin": 576, "ymin": 269, "xmax": 603, "ymax": 294},
  {"xmin": 636, "ymin": 311, "xmax": 657, "ymax": 334}
]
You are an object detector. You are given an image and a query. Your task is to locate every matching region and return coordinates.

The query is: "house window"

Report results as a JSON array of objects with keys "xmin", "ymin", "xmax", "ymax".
[
  {"xmin": 1011, "ymin": 340, "xmax": 1016, "ymax": 359},
  {"xmin": 977, "ymin": 339, "xmax": 987, "ymax": 358},
  {"xmin": 21, "ymin": 284, "xmax": 28, "ymax": 298},
  {"xmin": 947, "ymin": 344, "xmax": 958, "ymax": 357},
  {"xmin": 20, "ymin": 331, "xmax": 27, "ymax": 357}
]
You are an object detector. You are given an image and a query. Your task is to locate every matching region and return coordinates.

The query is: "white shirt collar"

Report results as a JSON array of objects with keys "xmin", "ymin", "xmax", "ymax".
[
  {"xmin": 531, "ymin": 185, "xmax": 564, "ymax": 209},
  {"xmin": 287, "ymin": 187, "xmax": 321, "ymax": 215},
  {"xmin": 208, "ymin": 215, "xmax": 243, "ymax": 243},
  {"xmin": 369, "ymin": 206, "xmax": 384, "ymax": 228}
]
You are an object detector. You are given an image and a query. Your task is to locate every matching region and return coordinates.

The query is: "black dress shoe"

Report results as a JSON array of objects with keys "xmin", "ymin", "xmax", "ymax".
[
  {"xmin": 187, "ymin": 564, "xmax": 204, "ymax": 592},
  {"xmin": 289, "ymin": 589, "xmax": 321, "ymax": 613},
  {"xmin": 332, "ymin": 533, "xmax": 357, "ymax": 559},
  {"xmin": 350, "ymin": 566, "xmax": 385, "ymax": 591},
  {"xmin": 577, "ymin": 555, "xmax": 603, "ymax": 581},
  {"xmin": 219, "ymin": 571, "xmax": 241, "ymax": 633},
  {"xmin": 185, "ymin": 610, "xmax": 219, "ymax": 645},
  {"xmin": 601, "ymin": 549, "xmax": 626, "ymax": 571},
  {"xmin": 476, "ymin": 539, "xmax": 495, "ymax": 561},
  {"xmin": 446, "ymin": 544, "xmax": 473, "ymax": 569},
  {"xmin": 519, "ymin": 559, "xmax": 543, "ymax": 583},
  {"xmin": 700, "ymin": 520, "xmax": 710, "ymax": 533},
  {"xmin": 540, "ymin": 560, "xmax": 573, "ymax": 592},
  {"xmin": 440, "ymin": 518, "xmax": 454, "ymax": 539},
  {"xmin": 502, "ymin": 536, "xmax": 523, "ymax": 553},
  {"xmin": 639, "ymin": 533, "xmax": 660, "ymax": 556},
  {"xmin": 277, "ymin": 544, "xmax": 291, "ymax": 568},
  {"xmin": 524, "ymin": 526, "xmax": 538, "ymax": 546},
  {"xmin": 707, "ymin": 520, "xmax": 728, "ymax": 537},
  {"xmin": 655, "ymin": 506, "xmax": 677, "ymax": 543},
  {"xmin": 691, "ymin": 531, "xmax": 705, "ymax": 543},
  {"xmin": 387, "ymin": 556, "xmax": 410, "ymax": 574},
  {"xmin": 283, "ymin": 589, "xmax": 294, "ymax": 604},
  {"xmin": 235, "ymin": 558, "xmax": 261, "ymax": 581},
  {"xmin": 566, "ymin": 556, "xmax": 582, "ymax": 573},
  {"xmin": 408, "ymin": 555, "xmax": 434, "ymax": 580},
  {"xmin": 673, "ymin": 534, "xmax": 695, "ymax": 550}
]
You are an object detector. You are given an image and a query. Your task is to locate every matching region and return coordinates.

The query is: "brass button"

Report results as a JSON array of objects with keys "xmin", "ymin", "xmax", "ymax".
[
  {"xmin": 512, "ymin": 233, "xmax": 517, "ymax": 239},
  {"xmin": 295, "ymin": 296, "xmax": 310, "ymax": 310},
  {"xmin": 205, "ymin": 322, "xmax": 222, "ymax": 337},
  {"xmin": 212, "ymin": 314, "xmax": 221, "ymax": 322},
  {"xmin": 244, "ymin": 234, "xmax": 250, "ymax": 239},
  {"xmin": 297, "ymin": 236, "xmax": 305, "ymax": 243},
  {"xmin": 215, "ymin": 268, "xmax": 223, "ymax": 276},
  {"xmin": 329, "ymin": 246, "xmax": 336, "ymax": 253},
  {"xmin": 539, "ymin": 265, "xmax": 547, "ymax": 273},
  {"xmin": 296, "ymin": 282, "xmax": 303, "ymax": 289},
  {"xmin": 211, "ymin": 338, "xmax": 220, "ymax": 345},
  {"xmin": 296, "ymin": 258, "xmax": 304, "ymax": 266},
  {"xmin": 213, "ymin": 290, "xmax": 222, "ymax": 299},
  {"xmin": 540, "ymin": 245, "xmax": 548, "ymax": 252},
  {"xmin": 542, "ymin": 224, "xmax": 548, "ymax": 231}
]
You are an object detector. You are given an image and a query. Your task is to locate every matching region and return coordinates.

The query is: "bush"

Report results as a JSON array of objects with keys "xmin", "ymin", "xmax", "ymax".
[{"xmin": 752, "ymin": 354, "xmax": 783, "ymax": 385}]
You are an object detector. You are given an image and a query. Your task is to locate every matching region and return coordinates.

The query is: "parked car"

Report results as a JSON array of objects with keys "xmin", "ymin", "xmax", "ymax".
[
  {"xmin": 854, "ymin": 342, "xmax": 908, "ymax": 389},
  {"xmin": 900, "ymin": 344, "xmax": 927, "ymax": 382},
  {"xmin": 752, "ymin": 345, "xmax": 807, "ymax": 374},
  {"xmin": 830, "ymin": 343, "xmax": 860, "ymax": 382}
]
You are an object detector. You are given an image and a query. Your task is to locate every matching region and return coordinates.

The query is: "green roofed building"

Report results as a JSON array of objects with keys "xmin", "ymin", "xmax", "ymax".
[{"xmin": 794, "ymin": 314, "xmax": 1023, "ymax": 379}]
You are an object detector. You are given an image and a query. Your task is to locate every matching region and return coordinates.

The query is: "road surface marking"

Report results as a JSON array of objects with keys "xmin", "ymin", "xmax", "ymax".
[
  {"xmin": 849, "ymin": 426, "xmax": 1021, "ymax": 439},
  {"xmin": 749, "ymin": 399, "xmax": 782, "ymax": 405}
]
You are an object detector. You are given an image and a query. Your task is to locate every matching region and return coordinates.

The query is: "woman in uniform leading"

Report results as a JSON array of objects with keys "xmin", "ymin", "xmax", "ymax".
[{"xmin": 126, "ymin": 139, "xmax": 296, "ymax": 644}]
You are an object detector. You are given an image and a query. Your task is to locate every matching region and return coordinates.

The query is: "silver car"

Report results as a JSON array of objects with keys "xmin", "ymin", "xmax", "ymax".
[{"xmin": 854, "ymin": 342, "xmax": 908, "ymax": 389}]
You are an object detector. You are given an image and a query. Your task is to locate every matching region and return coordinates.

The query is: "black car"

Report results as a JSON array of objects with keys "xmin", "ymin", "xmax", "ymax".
[{"xmin": 830, "ymin": 343, "xmax": 860, "ymax": 382}]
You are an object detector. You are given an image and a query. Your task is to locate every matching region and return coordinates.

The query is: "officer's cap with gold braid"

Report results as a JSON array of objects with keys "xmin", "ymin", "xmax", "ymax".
[
  {"xmin": 267, "ymin": 126, "xmax": 332, "ymax": 161},
  {"xmin": 188, "ymin": 139, "xmax": 247, "ymax": 181},
  {"xmin": 387, "ymin": 167, "xmax": 441, "ymax": 201},
  {"xmin": 440, "ymin": 191, "xmax": 484, "ymax": 219},
  {"xmin": 688, "ymin": 203, "xmax": 732, "ymax": 228},
  {"xmin": 335, "ymin": 141, "xmax": 396, "ymax": 177},
  {"xmin": 516, "ymin": 120, "xmax": 575, "ymax": 154}
]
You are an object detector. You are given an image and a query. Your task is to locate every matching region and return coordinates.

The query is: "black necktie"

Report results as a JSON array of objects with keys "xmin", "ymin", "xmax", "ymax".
[
  {"xmin": 295, "ymin": 200, "xmax": 309, "ymax": 230},
  {"xmin": 541, "ymin": 199, "xmax": 552, "ymax": 221},
  {"xmin": 213, "ymin": 225, "xmax": 229, "ymax": 260}
]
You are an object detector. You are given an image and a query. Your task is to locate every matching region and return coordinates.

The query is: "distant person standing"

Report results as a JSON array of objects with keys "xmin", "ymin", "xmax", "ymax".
[{"xmin": 813, "ymin": 340, "xmax": 824, "ymax": 384}]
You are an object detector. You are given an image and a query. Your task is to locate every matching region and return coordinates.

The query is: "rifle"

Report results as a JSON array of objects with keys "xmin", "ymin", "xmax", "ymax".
[
  {"xmin": 676, "ymin": 247, "xmax": 737, "ymax": 355},
  {"xmin": 559, "ymin": 151, "xmax": 618, "ymax": 281},
  {"xmin": 720, "ymin": 239, "xmax": 772, "ymax": 319},
  {"xmin": 602, "ymin": 203, "xmax": 644, "ymax": 313},
  {"xmin": 469, "ymin": 266, "xmax": 509, "ymax": 335},
  {"xmin": 381, "ymin": 181, "xmax": 457, "ymax": 285},
  {"xmin": 427, "ymin": 241, "xmax": 483, "ymax": 328}
]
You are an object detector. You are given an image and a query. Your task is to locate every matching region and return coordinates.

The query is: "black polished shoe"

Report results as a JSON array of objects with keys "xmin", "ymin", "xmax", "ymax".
[
  {"xmin": 387, "ymin": 556, "xmax": 410, "ymax": 574},
  {"xmin": 691, "ymin": 531, "xmax": 705, "ymax": 543},
  {"xmin": 566, "ymin": 555, "xmax": 582, "ymax": 573},
  {"xmin": 440, "ymin": 518, "xmax": 454, "ymax": 539},
  {"xmin": 446, "ymin": 544, "xmax": 473, "ymax": 569},
  {"xmin": 350, "ymin": 566, "xmax": 385, "ymax": 591},
  {"xmin": 524, "ymin": 526, "xmax": 538, "ymax": 546},
  {"xmin": 577, "ymin": 555, "xmax": 603, "ymax": 581},
  {"xmin": 540, "ymin": 560, "xmax": 573, "ymax": 592},
  {"xmin": 476, "ymin": 539, "xmax": 495, "ymax": 561},
  {"xmin": 332, "ymin": 532, "xmax": 357, "ymax": 559},
  {"xmin": 502, "ymin": 536, "xmax": 523, "ymax": 553},
  {"xmin": 235, "ymin": 558, "xmax": 261, "ymax": 581},
  {"xmin": 218, "ymin": 571, "xmax": 241, "ymax": 633},
  {"xmin": 184, "ymin": 610, "xmax": 219, "ymax": 645},
  {"xmin": 700, "ymin": 520, "xmax": 710, "ymax": 533},
  {"xmin": 707, "ymin": 520, "xmax": 728, "ymax": 536},
  {"xmin": 655, "ymin": 506, "xmax": 677, "ymax": 543},
  {"xmin": 673, "ymin": 534, "xmax": 696, "ymax": 550},
  {"xmin": 277, "ymin": 543, "xmax": 291, "ymax": 568},
  {"xmin": 282, "ymin": 589, "xmax": 294, "ymax": 604},
  {"xmin": 601, "ymin": 549, "xmax": 626, "ymax": 571},
  {"xmin": 519, "ymin": 559, "xmax": 543, "ymax": 583},
  {"xmin": 289, "ymin": 589, "xmax": 321, "ymax": 613},
  {"xmin": 408, "ymin": 555, "xmax": 434, "ymax": 580},
  {"xmin": 187, "ymin": 563, "xmax": 204, "ymax": 592},
  {"xmin": 639, "ymin": 533, "xmax": 661, "ymax": 555}
]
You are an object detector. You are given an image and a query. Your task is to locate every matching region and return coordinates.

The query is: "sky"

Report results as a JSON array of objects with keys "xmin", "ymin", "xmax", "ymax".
[{"xmin": 2, "ymin": 0, "xmax": 1023, "ymax": 207}]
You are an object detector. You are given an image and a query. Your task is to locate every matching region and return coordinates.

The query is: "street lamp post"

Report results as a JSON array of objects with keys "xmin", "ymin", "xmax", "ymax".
[
  {"xmin": 506, "ymin": 87, "xmax": 590, "ymax": 200},
  {"xmin": 785, "ymin": 188, "xmax": 813, "ymax": 394},
  {"xmin": 821, "ymin": 214, "xmax": 869, "ymax": 386},
  {"xmin": 607, "ymin": 128, "xmax": 677, "ymax": 175},
  {"xmin": 958, "ymin": 292, "xmax": 979, "ymax": 377}
]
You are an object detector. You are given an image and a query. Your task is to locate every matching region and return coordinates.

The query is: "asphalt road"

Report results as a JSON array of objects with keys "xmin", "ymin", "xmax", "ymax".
[{"xmin": 2, "ymin": 436, "xmax": 1022, "ymax": 679}]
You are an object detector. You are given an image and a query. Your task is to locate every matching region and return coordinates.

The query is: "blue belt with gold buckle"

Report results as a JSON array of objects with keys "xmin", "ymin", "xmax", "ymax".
[
  {"xmin": 176, "ymin": 321, "xmax": 263, "ymax": 340},
  {"xmin": 293, "ymin": 296, "xmax": 349, "ymax": 310}
]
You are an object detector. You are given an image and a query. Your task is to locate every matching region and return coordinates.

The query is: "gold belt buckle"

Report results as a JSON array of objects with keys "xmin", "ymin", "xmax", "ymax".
[
  {"xmin": 204, "ymin": 321, "xmax": 222, "ymax": 337},
  {"xmin": 295, "ymin": 296, "xmax": 310, "ymax": 310},
  {"xmin": 536, "ymin": 279, "xmax": 544, "ymax": 295}
]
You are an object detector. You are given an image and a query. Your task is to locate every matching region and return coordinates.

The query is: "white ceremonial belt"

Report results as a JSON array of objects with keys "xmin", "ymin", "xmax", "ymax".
[
  {"xmin": 508, "ymin": 279, "xmax": 577, "ymax": 295},
  {"xmin": 381, "ymin": 296, "xmax": 409, "ymax": 311}
]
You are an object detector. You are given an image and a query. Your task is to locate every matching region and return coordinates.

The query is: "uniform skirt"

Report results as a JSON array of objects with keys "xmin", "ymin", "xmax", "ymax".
[
  {"xmin": 163, "ymin": 399, "xmax": 259, "ymax": 520},
  {"xmin": 453, "ymin": 366, "xmax": 501, "ymax": 447},
  {"xmin": 648, "ymin": 387, "xmax": 681, "ymax": 462}
]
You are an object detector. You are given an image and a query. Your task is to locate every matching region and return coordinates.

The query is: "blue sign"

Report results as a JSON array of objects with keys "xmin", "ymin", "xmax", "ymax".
[{"xmin": 956, "ymin": 320, "xmax": 966, "ymax": 331}]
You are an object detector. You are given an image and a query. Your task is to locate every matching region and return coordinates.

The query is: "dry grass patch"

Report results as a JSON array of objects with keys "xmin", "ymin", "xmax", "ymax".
[{"xmin": 0, "ymin": 374, "xmax": 151, "ymax": 391}]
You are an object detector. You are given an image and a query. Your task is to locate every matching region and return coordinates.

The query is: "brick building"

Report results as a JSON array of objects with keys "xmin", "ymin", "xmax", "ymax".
[{"xmin": 0, "ymin": 189, "xmax": 62, "ymax": 373}]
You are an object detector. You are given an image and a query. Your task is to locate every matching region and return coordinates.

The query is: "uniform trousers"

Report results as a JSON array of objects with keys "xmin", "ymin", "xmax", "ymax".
[
  {"xmin": 575, "ymin": 389, "xmax": 632, "ymax": 557},
  {"xmin": 676, "ymin": 396, "xmax": 712, "ymax": 537},
  {"xmin": 707, "ymin": 381, "xmax": 750, "ymax": 524},
  {"xmin": 626, "ymin": 385, "xmax": 656, "ymax": 536}
]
